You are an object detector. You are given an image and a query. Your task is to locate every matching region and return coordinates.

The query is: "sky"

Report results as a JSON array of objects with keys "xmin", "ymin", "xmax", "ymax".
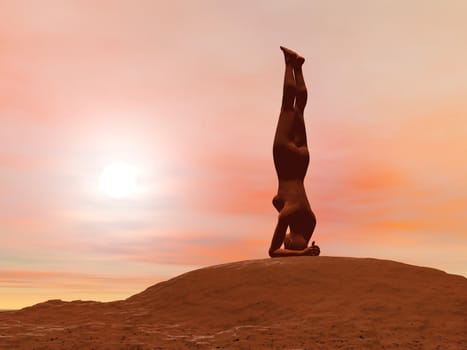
[{"xmin": 1, "ymin": 0, "xmax": 466, "ymax": 309}]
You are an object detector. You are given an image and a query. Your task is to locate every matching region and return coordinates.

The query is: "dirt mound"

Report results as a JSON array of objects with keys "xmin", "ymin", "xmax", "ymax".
[{"xmin": 1, "ymin": 257, "xmax": 465, "ymax": 349}]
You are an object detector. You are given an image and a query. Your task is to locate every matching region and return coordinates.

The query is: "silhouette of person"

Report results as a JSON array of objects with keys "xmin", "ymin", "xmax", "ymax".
[{"xmin": 269, "ymin": 46, "xmax": 320, "ymax": 257}]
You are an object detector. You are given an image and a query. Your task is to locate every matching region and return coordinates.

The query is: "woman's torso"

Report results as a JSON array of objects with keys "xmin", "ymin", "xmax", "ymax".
[
  {"xmin": 272, "ymin": 108, "xmax": 315, "ymax": 243},
  {"xmin": 273, "ymin": 180, "xmax": 316, "ymax": 243}
]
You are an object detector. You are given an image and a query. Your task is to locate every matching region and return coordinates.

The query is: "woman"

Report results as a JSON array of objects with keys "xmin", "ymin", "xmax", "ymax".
[{"xmin": 268, "ymin": 46, "xmax": 320, "ymax": 257}]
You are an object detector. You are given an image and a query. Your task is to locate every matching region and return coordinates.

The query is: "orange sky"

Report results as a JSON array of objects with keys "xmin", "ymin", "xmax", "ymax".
[{"xmin": 1, "ymin": 1, "xmax": 466, "ymax": 309}]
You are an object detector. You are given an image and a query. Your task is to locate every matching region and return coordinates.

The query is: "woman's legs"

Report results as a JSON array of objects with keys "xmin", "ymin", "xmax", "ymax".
[
  {"xmin": 293, "ymin": 59, "xmax": 308, "ymax": 148},
  {"xmin": 291, "ymin": 53, "xmax": 308, "ymax": 148},
  {"xmin": 294, "ymin": 58, "xmax": 307, "ymax": 112},
  {"xmin": 274, "ymin": 47, "xmax": 298, "ymax": 147},
  {"xmin": 278, "ymin": 46, "xmax": 307, "ymax": 112},
  {"xmin": 280, "ymin": 46, "xmax": 296, "ymax": 111},
  {"xmin": 274, "ymin": 47, "xmax": 309, "ymax": 148}
]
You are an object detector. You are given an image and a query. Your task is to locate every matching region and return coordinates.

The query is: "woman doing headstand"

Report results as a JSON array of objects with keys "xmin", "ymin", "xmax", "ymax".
[{"xmin": 269, "ymin": 46, "xmax": 320, "ymax": 257}]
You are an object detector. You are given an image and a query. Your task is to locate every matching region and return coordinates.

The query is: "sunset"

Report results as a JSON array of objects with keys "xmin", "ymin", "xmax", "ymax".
[
  {"xmin": 1, "ymin": 1, "xmax": 466, "ymax": 348},
  {"xmin": 1, "ymin": 0, "xmax": 466, "ymax": 325}
]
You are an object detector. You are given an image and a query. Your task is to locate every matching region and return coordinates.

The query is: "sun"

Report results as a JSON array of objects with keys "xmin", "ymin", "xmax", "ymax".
[{"xmin": 99, "ymin": 162, "xmax": 138, "ymax": 198}]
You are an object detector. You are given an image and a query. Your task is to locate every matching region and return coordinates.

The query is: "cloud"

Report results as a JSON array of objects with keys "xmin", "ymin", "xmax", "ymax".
[
  {"xmin": 118, "ymin": 231, "xmax": 269, "ymax": 266},
  {"xmin": 0, "ymin": 268, "xmax": 164, "ymax": 309}
]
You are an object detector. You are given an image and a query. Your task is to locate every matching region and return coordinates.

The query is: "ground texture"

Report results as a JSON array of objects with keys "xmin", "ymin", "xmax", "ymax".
[{"xmin": 1, "ymin": 256, "xmax": 466, "ymax": 349}]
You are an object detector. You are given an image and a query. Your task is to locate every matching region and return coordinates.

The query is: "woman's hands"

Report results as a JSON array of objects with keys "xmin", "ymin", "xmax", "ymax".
[{"xmin": 303, "ymin": 241, "xmax": 320, "ymax": 256}]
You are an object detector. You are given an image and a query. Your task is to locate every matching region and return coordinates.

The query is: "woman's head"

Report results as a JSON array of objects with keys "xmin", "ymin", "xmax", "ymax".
[{"xmin": 284, "ymin": 232, "xmax": 307, "ymax": 250}]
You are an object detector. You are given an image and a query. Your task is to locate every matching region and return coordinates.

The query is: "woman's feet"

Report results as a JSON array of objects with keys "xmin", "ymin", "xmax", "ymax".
[
  {"xmin": 280, "ymin": 46, "xmax": 305, "ymax": 67},
  {"xmin": 295, "ymin": 55, "xmax": 305, "ymax": 67}
]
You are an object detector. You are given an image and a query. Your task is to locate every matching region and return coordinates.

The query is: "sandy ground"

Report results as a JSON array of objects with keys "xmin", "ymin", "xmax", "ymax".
[{"xmin": 0, "ymin": 256, "xmax": 466, "ymax": 349}]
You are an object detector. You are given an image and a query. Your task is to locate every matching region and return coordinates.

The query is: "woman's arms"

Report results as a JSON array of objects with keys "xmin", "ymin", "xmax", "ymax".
[
  {"xmin": 269, "ymin": 244, "xmax": 320, "ymax": 257},
  {"xmin": 268, "ymin": 215, "xmax": 320, "ymax": 257}
]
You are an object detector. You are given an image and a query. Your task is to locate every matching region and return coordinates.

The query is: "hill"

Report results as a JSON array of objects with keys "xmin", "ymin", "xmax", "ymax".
[{"xmin": 0, "ymin": 257, "xmax": 466, "ymax": 349}]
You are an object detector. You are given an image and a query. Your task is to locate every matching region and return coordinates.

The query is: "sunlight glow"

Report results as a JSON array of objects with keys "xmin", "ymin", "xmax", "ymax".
[{"xmin": 99, "ymin": 162, "xmax": 138, "ymax": 198}]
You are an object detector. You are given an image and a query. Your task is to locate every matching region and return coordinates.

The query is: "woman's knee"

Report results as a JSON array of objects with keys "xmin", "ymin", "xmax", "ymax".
[
  {"xmin": 282, "ymin": 83, "xmax": 296, "ymax": 109},
  {"xmin": 284, "ymin": 83, "xmax": 296, "ymax": 99},
  {"xmin": 295, "ymin": 88, "xmax": 307, "ymax": 110}
]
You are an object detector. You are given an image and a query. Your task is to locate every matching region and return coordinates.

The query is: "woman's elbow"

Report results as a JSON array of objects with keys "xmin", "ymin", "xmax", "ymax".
[{"xmin": 268, "ymin": 248, "xmax": 278, "ymax": 258}]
